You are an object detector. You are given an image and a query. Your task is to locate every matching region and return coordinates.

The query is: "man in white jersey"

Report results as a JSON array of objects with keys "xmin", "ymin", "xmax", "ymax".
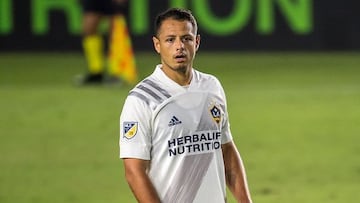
[{"xmin": 119, "ymin": 8, "xmax": 253, "ymax": 203}]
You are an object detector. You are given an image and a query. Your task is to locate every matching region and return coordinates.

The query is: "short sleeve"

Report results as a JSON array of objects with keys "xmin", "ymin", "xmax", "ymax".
[
  {"xmin": 119, "ymin": 95, "xmax": 152, "ymax": 160},
  {"xmin": 215, "ymin": 77, "xmax": 233, "ymax": 144},
  {"xmin": 221, "ymin": 115, "xmax": 233, "ymax": 144}
]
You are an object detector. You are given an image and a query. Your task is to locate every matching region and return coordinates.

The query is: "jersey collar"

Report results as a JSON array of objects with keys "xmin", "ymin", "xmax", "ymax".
[{"xmin": 154, "ymin": 64, "xmax": 198, "ymax": 90}]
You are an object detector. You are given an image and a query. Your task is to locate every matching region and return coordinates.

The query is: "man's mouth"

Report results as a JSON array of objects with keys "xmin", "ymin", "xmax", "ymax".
[{"xmin": 174, "ymin": 54, "xmax": 186, "ymax": 62}]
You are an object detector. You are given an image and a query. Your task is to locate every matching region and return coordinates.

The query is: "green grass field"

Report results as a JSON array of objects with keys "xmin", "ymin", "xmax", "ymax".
[{"xmin": 0, "ymin": 52, "xmax": 359, "ymax": 202}]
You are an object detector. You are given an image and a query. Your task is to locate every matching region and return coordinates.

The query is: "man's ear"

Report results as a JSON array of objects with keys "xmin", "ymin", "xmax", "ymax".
[
  {"xmin": 196, "ymin": 34, "xmax": 201, "ymax": 51},
  {"xmin": 152, "ymin": 36, "xmax": 160, "ymax": 54}
]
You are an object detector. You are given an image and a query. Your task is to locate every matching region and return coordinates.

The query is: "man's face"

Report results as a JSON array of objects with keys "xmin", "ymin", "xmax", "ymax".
[{"xmin": 153, "ymin": 18, "xmax": 200, "ymax": 73}]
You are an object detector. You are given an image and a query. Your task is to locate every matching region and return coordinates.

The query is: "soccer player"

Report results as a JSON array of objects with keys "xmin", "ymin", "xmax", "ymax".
[
  {"xmin": 119, "ymin": 8, "xmax": 253, "ymax": 203},
  {"xmin": 77, "ymin": 0, "xmax": 136, "ymax": 85}
]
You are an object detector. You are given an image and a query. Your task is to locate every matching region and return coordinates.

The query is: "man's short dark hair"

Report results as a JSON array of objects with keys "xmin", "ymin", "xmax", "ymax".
[{"xmin": 154, "ymin": 8, "xmax": 198, "ymax": 37}]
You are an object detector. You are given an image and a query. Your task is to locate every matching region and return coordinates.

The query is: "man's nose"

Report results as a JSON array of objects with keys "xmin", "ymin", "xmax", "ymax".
[{"xmin": 175, "ymin": 38, "xmax": 185, "ymax": 50}]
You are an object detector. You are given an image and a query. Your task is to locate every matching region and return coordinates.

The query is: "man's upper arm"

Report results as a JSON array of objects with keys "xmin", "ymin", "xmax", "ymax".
[{"xmin": 123, "ymin": 158, "xmax": 150, "ymax": 174}]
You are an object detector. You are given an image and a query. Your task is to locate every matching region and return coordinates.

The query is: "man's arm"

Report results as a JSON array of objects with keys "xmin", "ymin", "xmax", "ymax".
[
  {"xmin": 222, "ymin": 141, "xmax": 253, "ymax": 203},
  {"xmin": 123, "ymin": 158, "xmax": 161, "ymax": 203}
]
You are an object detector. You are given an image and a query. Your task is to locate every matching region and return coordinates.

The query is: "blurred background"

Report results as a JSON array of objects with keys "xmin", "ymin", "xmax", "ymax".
[
  {"xmin": 0, "ymin": 0, "xmax": 359, "ymax": 202},
  {"xmin": 1, "ymin": 0, "xmax": 360, "ymax": 51}
]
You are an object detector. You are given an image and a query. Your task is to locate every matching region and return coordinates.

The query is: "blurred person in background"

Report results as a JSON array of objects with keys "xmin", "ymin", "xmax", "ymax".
[
  {"xmin": 119, "ymin": 8, "xmax": 253, "ymax": 203},
  {"xmin": 76, "ymin": 0, "xmax": 137, "ymax": 85}
]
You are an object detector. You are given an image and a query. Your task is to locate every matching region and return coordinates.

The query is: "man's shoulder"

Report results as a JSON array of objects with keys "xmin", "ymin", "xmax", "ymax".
[
  {"xmin": 127, "ymin": 74, "xmax": 171, "ymax": 109},
  {"xmin": 193, "ymin": 69, "xmax": 221, "ymax": 86}
]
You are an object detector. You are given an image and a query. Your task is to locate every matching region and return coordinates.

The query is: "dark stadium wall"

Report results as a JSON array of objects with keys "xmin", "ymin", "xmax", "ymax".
[{"xmin": 0, "ymin": 0, "xmax": 359, "ymax": 51}]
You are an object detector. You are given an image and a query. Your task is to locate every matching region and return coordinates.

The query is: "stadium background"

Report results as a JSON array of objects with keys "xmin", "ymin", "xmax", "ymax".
[
  {"xmin": 1, "ymin": 0, "xmax": 359, "ymax": 203},
  {"xmin": 1, "ymin": 0, "xmax": 360, "ymax": 51}
]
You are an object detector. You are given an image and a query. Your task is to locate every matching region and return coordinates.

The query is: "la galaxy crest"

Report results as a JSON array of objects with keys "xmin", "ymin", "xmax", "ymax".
[
  {"xmin": 123, "ymin": 122, "xmax": 138, "ymax": 139},
  {"xmin": 209, "ymin": 103, "xmax": 221, "ymax": 124}
]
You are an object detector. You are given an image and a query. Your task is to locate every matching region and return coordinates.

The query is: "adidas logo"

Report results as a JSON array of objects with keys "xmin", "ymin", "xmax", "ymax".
[{"xmin": 168, "ymin": 116, "xmax": 182, "ymax": 126}]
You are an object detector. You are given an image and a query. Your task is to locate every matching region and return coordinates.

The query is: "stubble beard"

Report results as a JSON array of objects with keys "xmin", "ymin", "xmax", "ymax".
[
  {"xmin": 171, "ymin": 64, "xmax": 187, "ymax": 74},
  {"xmin": 164, "ymin": 61, "xmax": 189, "ymax": 75}
]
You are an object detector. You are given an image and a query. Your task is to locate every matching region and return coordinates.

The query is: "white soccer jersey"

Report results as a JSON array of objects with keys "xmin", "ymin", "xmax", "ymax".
[{"xmin": 120, "ymin": 65, "xmax": 233, "ymax": 203}]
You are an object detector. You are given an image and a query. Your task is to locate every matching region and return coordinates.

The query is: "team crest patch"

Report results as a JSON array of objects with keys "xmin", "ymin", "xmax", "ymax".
[
  {"xmin": 209, "ymin": 105, "xmax": 221, "ymax": 124},
  {"xmin": 123, "ymin": 122, "xmax": 138, "ymax": 139}
]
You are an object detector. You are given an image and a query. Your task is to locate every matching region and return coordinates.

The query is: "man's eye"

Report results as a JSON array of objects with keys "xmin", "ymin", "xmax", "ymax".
[
  {"xmin": 183, "ymin": 37, "xmax": 193, "ymax": 42},
  {"xmin": 166, "ymin": 38, "xmax": 174, "ymax": 42}
]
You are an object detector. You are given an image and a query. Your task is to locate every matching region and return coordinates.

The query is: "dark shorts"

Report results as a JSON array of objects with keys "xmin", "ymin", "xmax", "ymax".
[{"xmin": 81, "ymin": 0, "xmax": 128, "ymax": 15}]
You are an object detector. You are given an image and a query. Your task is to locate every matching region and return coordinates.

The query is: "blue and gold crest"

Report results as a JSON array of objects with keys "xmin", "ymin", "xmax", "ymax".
[
  {"xmin": 209, "ymin": 105, "xmax": 221, "ymax": 124},
  {"xmin": 123, "ymin": 122, "xmax": 138, "ymax": 139}
]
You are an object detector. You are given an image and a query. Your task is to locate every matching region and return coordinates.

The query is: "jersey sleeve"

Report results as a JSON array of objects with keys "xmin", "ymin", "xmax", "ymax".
[
  {"xmin": 119, "ymin": 95, "xmax": 152, "ymax": 160},
  {"xmin": 221, "ymin": 113, "xmax": 233, "ymax": 144},
  {"xmin": 215, "ymin": 77, "xmax": 233, "ymax": 144}
]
